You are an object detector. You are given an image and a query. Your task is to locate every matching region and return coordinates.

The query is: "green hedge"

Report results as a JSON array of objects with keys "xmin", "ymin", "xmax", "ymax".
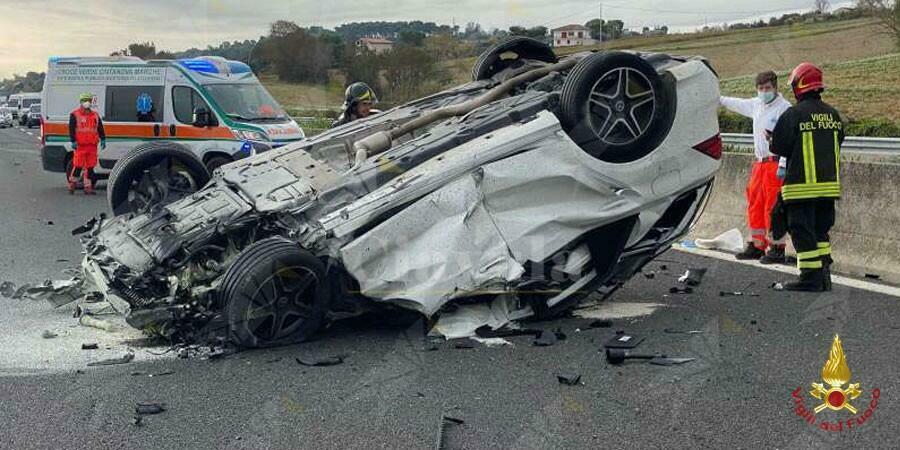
[{"xmin": 718, "ymin": 111, "xmax": 900, "ymax": 137}]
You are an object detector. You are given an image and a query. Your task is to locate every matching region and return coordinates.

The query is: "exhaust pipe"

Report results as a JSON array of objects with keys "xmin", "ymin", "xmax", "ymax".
[{"xmin": 348, "ymin": 58, "xmax": 579, "ymax": 171}]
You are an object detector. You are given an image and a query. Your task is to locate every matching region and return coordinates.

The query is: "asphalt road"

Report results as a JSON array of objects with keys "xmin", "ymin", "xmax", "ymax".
[{"xmin": 1, "ymin": 126, "xmax": 898, "ymax": 449}]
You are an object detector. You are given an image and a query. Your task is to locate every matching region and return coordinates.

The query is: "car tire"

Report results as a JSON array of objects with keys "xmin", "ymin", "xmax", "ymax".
[
  {"xmin": 471, "ymin": 36, "xmax": 558, "ymax": 81},
  {"xmin": 107, "ymin": 141, "xmax": 210, "ymax": 216},
  {"xmin": 204, "ymin": 155, "xmax": 232, "ymax": 174},
  {"xmin": 559, "ymin": 51, "xmax": 676, "ymax": 163},
  {"xmin": 219, "ymin": 236, "xmax": 331, "ymax": 348}
]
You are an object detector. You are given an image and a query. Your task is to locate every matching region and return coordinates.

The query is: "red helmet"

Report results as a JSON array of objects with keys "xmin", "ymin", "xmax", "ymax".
[{"xmin": 788, "ymin": 62, "xmax": 825, "ymax": 98}]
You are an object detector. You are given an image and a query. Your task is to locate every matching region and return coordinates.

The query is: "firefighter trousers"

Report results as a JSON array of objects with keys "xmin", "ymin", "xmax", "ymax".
[{"xmin": 785, "ymin": 199, "xmax": 835, "ymax": 272}]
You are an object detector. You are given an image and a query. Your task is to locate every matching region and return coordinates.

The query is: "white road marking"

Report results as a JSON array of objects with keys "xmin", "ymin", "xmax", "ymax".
[
  {"xmin": 574, "ymin": 302, "xmax": 666, "ymax": 320},
  {"xmin": 0, "ymin": 148, "xmax": 39, "ymax": 155},
  {"xmin": 675, "ymin": 245, "xmax": 900, "ymax": 298}
]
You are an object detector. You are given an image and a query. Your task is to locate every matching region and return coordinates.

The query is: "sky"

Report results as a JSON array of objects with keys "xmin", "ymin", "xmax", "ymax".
[{"xmin": 0, "ymin": 0, "xmax": 855, "ymax": 78}]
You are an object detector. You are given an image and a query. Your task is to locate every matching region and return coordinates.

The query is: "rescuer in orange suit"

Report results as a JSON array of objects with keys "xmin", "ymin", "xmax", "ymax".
[{"xmin": 68, "ymin": 93, "xmax": 106, "ymax": 194}]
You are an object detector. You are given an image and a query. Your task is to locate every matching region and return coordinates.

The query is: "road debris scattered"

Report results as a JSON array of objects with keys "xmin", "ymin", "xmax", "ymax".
[
  {"xmin": 605, "ymin": 348, "xmax": 695, "ymax": 366},
  {"xmin": 556, "ymin": 372, "xmax": 582, "ymax": 385},
  {"xmin": 434, "ymin": 409, "xmax": 465, "ymax": 450},
  {"xmin": 718, "ymin": 291, "xmax": 759, "ymax": 297},
  {"xmin": 0, "ymin": 281, "xmax": 32, "ymax": 299},
  {"xmin": 81, "ymin": 343, "xmax": 98, "ymax": 350},
  {"xmin": 296, "ymin": 355, "xmax": 345, "ymax": 366},
  {"xmin": 135, "ymin": 402, "xmax": 166, "ymax": 415},
  {"xmin": 603, "ymin": 331, "xmax": 644, "ymax": 349},
  {"xmin": 589, "ymin": 319, "xmax": 612, "ymax": 328},
  {"xmin": 533, "ymin": 330, "xmax": 558, "ymax": 347},
  {"xmin": 41, "ymin": 330, "xmax": 58, "ymax": 339},
  {"xmin": 678, "ymin": 268, "xmax": 707, "ymax": 286},
  {"xmin": 452, "ymin": 340, "xmax": 477, "ymax": 349},
  {"xmin": 87, "ymin": 351, "xmax": 135, "ymax": 366},
  {"xmin": 663, "ymin": 328, "xmax": 704, "ymax": 335},
  {"xmin": 771, "ymin": 282, "xmax": 785, "ymax": 291},
  {"xmin": 470, "ymin": 337, "xmax": 513, "ymax": 347},
  {"xmin": 669, "ymin": 286, "xmax": 693, "ymax": 294},
  {"xmin": 475, "ymin": 325, "xmax": 541, "ymax": 338},
  {"xmin": 78, "ymin": 315, "xmax": 116, "ymax": 332}
]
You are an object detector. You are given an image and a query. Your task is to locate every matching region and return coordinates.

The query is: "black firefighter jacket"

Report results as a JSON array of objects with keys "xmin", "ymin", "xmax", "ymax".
[{"xmin": 771, "ymin": 94, "xmax": 844, "ymax": 203}]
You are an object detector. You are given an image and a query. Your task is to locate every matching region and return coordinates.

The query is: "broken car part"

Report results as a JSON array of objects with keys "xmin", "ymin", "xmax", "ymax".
[
  {"xmin": 87, "ymin": 352, "xmax": 135, "ymax": 366},
  {"xmin": 602, "ymin": 331, "xmax": 644, "ymax": 349},
  {"xmin": 556, "ymin": 372, "xmax": 582, "ymax": 385},
  {"xmin": 81, "ymin": 343, "xmax": 98, "ymax": 350},
  {"xmin": 78, "ymin": 315, "xmax": 116, "ymax": 332},
  {"xmin": 605, "ymin": 348, "xmax": 695, "ymax": 366},
  {"xmin": 135, "ymin": 402, "xmax": 166, "ymax": 415},
  {"xmin": 296, "ymin": 355, "xmax": 345, "ymax": 366},
  {"xmin": 663, "ymin": 328, "xmax": 704, "ymax": 335},
  {"xmin": 678, "ymin": 268, "xmax": 707, "ymax": 286}
]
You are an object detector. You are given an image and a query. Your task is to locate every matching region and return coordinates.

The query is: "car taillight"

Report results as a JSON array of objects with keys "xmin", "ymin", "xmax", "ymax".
[{"xmin": 693, "ymin": 134, "xmax": 722, "ymax": 160}]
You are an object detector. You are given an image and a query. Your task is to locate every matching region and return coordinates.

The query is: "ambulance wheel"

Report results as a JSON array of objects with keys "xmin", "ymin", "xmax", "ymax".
[
  {"xmin": 219, "ymin": 237, "xmax": 331, "ymax": 348},
  {"xmin": 204, "ymin": 155, "xmax": 232, "ymax": 174},
  {"xmin": 559, "ymin": 51, "xmax": 676, "ymax": 163},
  {"xmin": 472, "ymin": 36, "xmax": 558, "ymax": 81},
  {"xmin": 64, "ymin": 156, "xmax": 99, "ymax": 189},
  {"xmin": 107, "ymin": 142, "xmax": 210, "ymax": 216}
]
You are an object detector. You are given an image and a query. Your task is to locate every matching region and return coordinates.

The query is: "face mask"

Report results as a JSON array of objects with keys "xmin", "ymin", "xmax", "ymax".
[
  {"xmin": 758, "ymin": 91, "xmax": 776, "ymax": 104},
  {"xmin": 81, "ymin": 101, "xmax": 92, "ymax": 109}
]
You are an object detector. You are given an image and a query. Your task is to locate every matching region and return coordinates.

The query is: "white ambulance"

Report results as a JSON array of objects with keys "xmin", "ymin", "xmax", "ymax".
[{"xmin": 40, "ymin": 56, "xmax": 305, "ymax": 180}]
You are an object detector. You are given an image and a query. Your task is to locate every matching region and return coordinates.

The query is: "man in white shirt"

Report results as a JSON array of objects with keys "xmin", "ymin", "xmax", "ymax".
[{"xmin": 720, "ymin": 71, "xmax": 792, "ymax": 262}]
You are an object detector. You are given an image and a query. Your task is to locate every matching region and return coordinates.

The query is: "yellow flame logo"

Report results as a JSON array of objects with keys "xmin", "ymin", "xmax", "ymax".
[
  {"xmin": 822, "ymin": 334, "xmax": 851, "ymax": 387},
  {"xmin": 810, "ymin": 335, "xmax": 862, "ymax": 414}
]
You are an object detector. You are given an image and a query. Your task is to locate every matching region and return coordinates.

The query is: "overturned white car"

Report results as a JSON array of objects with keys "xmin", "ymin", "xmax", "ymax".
[{"xmin": 75, "ymin": 38, "xmax": 722, "ymax": 347}]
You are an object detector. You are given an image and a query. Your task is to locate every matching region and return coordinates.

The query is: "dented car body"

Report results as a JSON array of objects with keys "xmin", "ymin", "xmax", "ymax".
[{"xmin": 75, "ymin": 43, "xmax": 721, "ymax": 347}]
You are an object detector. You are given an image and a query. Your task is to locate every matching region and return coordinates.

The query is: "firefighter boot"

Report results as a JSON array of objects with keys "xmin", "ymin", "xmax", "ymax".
[
  {"xmin": 83, "ymin": 171, "xmax": 95, "ymax": 195},
  {"xmin": 759, "ymin": 246, "xmax": 786, "ymax": 265},
  {"xmin": 735, "ymin": 242, "xmax": 765, "ymax": 260},
  {"xmin": 784, "ymin": 269, "xmax": 825, "ymax": 292},
  {"xmin": 822, "ymin": 256, "xmax": 833, "ymax": 292}
]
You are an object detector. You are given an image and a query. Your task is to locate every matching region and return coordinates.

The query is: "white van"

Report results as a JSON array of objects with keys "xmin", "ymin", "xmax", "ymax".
[
  {"xmin": 41, "ymin": 55, "xmax": 305, "ymax": 179},
  {"xmin": 16, "ymin": 93, "xmax": 41, "ymax": 125},
  {"xmin": 6, "ymin": 94, "xmax": 21, "ymax": 119}
]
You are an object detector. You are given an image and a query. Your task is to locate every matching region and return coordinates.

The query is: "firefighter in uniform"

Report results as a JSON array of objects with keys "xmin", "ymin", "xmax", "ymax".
[
  {"xmin": 331, "ymin": 82, "xmax": 379, "ymax": 128},
  {"xmin": 68, "ymin": 93, "xmax": 106, "ymax": 195},
  {"xmin": 770, "ymin": 63, "xmax": 843, "ymax": 291}
]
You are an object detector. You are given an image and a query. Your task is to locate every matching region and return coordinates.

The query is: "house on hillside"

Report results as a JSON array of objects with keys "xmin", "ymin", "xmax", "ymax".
[
  {"xmin": 356, "ymin": 37, "xmax": 394, "ymax": 54},
  {"xmin": 551, "ymin": 25, "xmax": 597, "ymax": 47}
]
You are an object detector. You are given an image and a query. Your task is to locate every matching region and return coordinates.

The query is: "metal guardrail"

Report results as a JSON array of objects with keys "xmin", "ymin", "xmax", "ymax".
[{"xmin": 722, "ymin": 133, "xmax": 900, "ymax": 154}]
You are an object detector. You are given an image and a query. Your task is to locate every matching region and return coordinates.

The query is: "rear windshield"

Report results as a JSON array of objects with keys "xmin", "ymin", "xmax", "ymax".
[{"xmin": 22, "ymin": 98, "xmax": 40, "ymax": 108}]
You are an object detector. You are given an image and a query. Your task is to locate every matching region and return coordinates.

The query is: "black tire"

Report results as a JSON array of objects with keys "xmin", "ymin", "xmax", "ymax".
[
  {"xmin": 472, "ymin": 36, "xmax": 558, "ymax": 81},
  {"xmin": 559, "ymin": 51, "xmax": 676, "ymax": 163},
  {"xmin": 219, "ymin": 237, "xmax": 331, "ymax": 348},
  {"xmin": 107, "ymin": 142, "xmax": 209, "ymax": 216},
  {"xmin": 204, "ymin": 155, "xmax": 232, "ymax": 174}
]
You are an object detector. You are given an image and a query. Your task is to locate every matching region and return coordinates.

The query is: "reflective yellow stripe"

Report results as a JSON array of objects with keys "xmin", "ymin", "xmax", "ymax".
[
  {"xmin": 782, "ymin": 181, "xmax": 841, "ymax": 201},
  {"xmin": 818, "ymin": 243, "xmax": 832, "ymax": 256},
  {"xmin": 799, "ymin": 260, "xmax": 823, "ymax": 269},
  {"xmin": 797, "ymin": 250, "xmax": 820, "ymax": 260},
  {"xmin": 802, "ymin": 132, "xmax": 818, "ymax": 184},
  {"xmin": 817, "ymin": 242, "xmax": 831, "ymax": 248},
  {"xmin": 834, "ymin": 131, "xmax": 840, "ymax": 183}
]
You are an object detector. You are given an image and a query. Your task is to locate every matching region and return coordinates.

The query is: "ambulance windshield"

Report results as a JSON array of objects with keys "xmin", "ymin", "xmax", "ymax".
[{"xmin": 204, "ymin": 83, "xmax": 288, "ymax": 122}]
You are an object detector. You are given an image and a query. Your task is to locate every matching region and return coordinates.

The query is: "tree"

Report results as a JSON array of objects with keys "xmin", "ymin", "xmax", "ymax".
[
  {"xmin": 603, "ymin": 19, "xmax": 625, "ymax": 40},
  {"xmin": 261, "ymin": 21, "xmax": 332, "ymax": 83},
  {"xmin": 858, "ymin": 0, "xmax": 900, "ymax": 48},
  {"xmin": 585, "ymin": 18, "xmax": 604, "ymax": 39},
  {"xmin": 110, "ymin": 42, "xmax": 160, "ymax": 59},
  {"xmin": 398, "ymin": 30, "xmax": 426, "ymax": 46},
  {"xmin": 815, "ymin": 0, "xmax": 831, "ymax": 14},
  {"xmin": 508, "ymin": 25, "xmax": 547, "ymax": 40}
]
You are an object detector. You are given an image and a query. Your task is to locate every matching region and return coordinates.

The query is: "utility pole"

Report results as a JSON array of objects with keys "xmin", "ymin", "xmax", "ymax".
[{"xmin": 598, "ymin": 2, "xmax": 603, "ymax": 46}]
